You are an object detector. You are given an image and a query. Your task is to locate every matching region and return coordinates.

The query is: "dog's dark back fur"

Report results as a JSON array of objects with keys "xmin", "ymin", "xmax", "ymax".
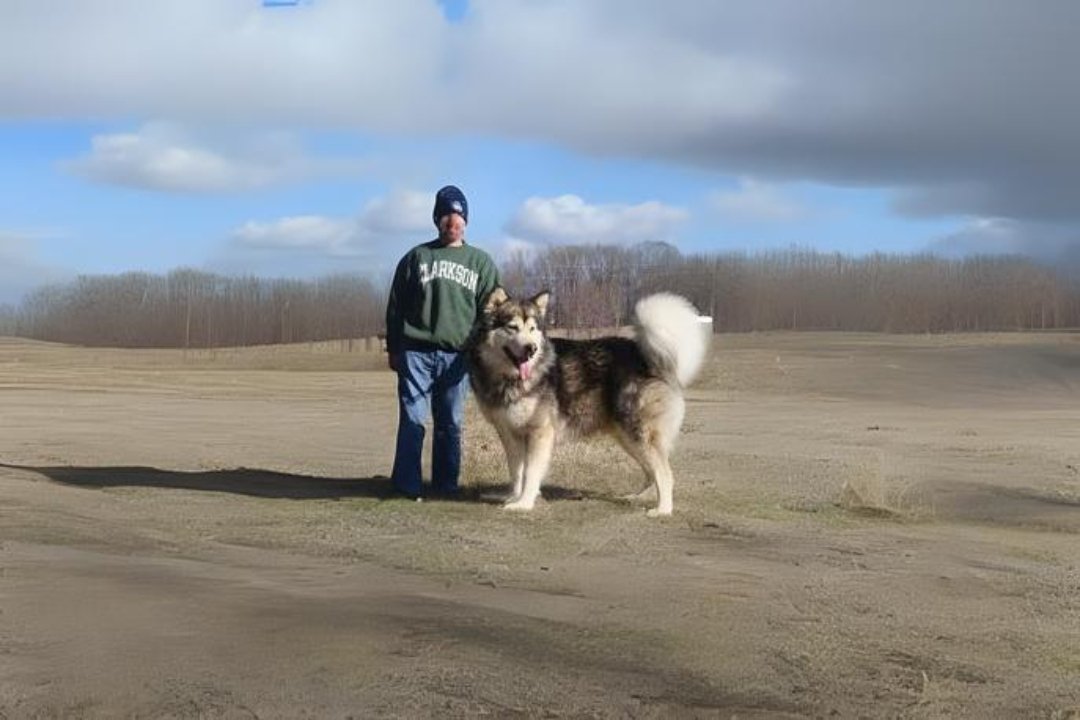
[{"xmin": 546, "ymin": 337, "xmax": 661, "ymax": 438}]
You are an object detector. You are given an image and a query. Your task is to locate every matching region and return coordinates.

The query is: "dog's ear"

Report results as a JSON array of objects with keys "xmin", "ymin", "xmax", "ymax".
[
  {"xmin": 483, "ymin": 286, "xmax": 509, "ymax": 314},
  {"xmin": 530, "ymin": 290, "xmax": 551, "ymax": 319}
]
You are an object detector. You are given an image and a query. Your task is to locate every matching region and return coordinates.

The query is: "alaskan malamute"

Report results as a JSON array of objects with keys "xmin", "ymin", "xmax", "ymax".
[{"xmin": 466, "ymin": 288, "xmax": 709, "ymax": 516}]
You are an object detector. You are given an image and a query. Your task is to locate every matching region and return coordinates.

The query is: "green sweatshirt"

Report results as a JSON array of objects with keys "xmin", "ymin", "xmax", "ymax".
[{"xmin": 385, "ymin": 239, "xmax": 500, "ymax": 354}]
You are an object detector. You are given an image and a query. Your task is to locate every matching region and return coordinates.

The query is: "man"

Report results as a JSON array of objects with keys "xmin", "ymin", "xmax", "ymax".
[{"xmin": 384, "ymin": 185, "xmax": 500, "ymax": 500}]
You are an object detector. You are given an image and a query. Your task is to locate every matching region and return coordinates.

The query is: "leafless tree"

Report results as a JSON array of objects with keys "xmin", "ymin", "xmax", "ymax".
[{"xmin": 0, "ymin": 304, "xmax": 16, "ymax": 336}]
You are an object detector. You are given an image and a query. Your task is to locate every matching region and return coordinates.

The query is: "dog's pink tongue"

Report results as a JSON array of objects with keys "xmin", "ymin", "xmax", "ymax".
[{"xmin": 518, "ymin": 362, "xmax": 532, "ymax": 381}]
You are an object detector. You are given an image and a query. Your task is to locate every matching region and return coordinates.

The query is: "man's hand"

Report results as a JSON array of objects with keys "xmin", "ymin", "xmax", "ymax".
[{"xmin": 388, "ymin": 352, "xmax": 400, "ymax": 372}]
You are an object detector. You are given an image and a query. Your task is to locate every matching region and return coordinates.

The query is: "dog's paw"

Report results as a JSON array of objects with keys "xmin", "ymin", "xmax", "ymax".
[
  {"xmin": 503, "ymin": 498, "xmax": 536, "ymax": 512},
  {"xmin": 646, "ymin": 507, "xmax": 673, "ymax": 518}
]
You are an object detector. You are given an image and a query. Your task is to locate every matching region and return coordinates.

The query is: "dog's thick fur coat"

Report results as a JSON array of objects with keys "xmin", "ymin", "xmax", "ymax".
[{"xmin": 466, "ymin": 289, "xmax": 708, "ymax": 516}]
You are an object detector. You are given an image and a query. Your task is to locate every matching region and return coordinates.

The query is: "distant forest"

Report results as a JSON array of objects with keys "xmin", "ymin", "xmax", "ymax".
[{"xmin": 1, "ymin": 243, "xmax": 1078, "ymax": 348}]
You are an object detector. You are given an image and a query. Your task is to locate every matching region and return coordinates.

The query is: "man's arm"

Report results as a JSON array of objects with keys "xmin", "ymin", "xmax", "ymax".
[{"xmin": 385, "ymin": 254, "xmax": 411, "ymax": 370}]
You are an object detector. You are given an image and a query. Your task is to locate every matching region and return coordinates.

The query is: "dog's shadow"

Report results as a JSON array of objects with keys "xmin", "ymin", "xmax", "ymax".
[{"xmin": 470, "ymin": 482, "xmax": 621, "ymax": 505}]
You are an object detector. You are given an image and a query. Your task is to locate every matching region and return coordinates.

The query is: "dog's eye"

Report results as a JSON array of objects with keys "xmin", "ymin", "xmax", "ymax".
[{"xmin": 505, "ymin": 322, "xmax": 521, "ymax": 332}]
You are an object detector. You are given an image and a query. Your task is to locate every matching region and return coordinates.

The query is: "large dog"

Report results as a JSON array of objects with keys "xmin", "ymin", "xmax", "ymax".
[{"xmin": 466, "ymin": 288, "xmax": 709, "ymax": 516}]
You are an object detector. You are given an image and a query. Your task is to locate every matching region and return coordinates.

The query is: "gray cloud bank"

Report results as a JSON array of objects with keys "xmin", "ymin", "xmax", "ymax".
[{"xmin": 3, "ymin": 0, "xmax": 1079, "ymax": 258}]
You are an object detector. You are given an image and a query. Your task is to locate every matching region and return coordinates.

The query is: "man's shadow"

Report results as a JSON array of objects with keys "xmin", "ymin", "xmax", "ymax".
[{"xmin": 0, "ymin": 462, "xmax": 396, "ymax": 500}]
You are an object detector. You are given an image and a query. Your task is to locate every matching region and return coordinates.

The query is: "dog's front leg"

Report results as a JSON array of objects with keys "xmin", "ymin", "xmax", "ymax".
[
  {"xmin": 503, "ymin": 431, "xmax": 526, "ymax": 502},
  {"xmin": 480, "ymin": 425, "xmax": 525, "ymax": 503},
  {"xmin": 503, "ymin": 425, "xmax": 554, "ymax": 511}
]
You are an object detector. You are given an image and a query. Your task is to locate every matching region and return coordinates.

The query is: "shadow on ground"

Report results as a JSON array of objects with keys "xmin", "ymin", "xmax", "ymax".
[
  {"xmin": 1, "ymin": 463, "xmax": 394, "ymax": 500},
  {"xmin": 0, "ymin": 463, "xmax": 608, "ymax": 505},
  {"xmin": 930, "ymin": 479, "xmax": 1080, "ymax": 533}
]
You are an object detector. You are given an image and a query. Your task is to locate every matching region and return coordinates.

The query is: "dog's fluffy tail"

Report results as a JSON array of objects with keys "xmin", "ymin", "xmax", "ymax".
[{"xmin": 633, "ymin": 293, "xmax": 709, "ymax": 387}]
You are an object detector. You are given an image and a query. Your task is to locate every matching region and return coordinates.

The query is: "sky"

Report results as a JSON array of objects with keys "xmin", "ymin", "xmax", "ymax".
[{"xmin": 2, "ymin": 0, "xmax": 1079, "ymax": 304}]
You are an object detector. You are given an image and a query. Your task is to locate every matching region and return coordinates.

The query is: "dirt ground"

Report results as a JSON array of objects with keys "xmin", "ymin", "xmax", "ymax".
[{"xmin": 1, "ymin": 332, "xmax": 1079, "ymax": 719}]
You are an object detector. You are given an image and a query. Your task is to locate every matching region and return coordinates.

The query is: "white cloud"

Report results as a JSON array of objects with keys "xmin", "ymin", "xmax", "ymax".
[
  {"xmin": 217, "ymin": 187, "xmax": 438, "ymax": 274},
  {"xmin": 359, "ymin": 189, "xmax": 434, "ymax": 234},
  {"xmin": 220, "ymin": 188, "xmax": 687, "ymax": 279},
  {"xmin": 232, "ymin": 216, "xmax": 358, "ymax": 255},
  {"xmin": 708, "ymin": 178, "xmax": 804, "ymax": 223},
  {"xmin": 506, "ymin": 195, "xmax": 688, "ymax": 246},
  {"xmin": 66, "ymin": 122, "xmax": 366, "ymax": 193},
  {"xmin": 231, "ymin": 189, "xmax": 433, "ymax": 255}
]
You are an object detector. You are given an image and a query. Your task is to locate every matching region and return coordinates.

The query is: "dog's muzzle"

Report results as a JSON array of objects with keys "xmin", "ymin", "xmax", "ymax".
[{"xmin": 504, "ymin": 344, "xmax": 537, "ymax": 380}]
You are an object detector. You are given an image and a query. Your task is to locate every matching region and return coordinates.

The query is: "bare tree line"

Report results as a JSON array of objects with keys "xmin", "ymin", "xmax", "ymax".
[
  {"xmin": 504, "ymin": 243, "xmax": 1080, "ymax": 333},
  {"xmin": 6, "ymin": 245, "xmax": 1080, "ymax": 347},
  {"xmin": 12, "ymin": 269, "xmax": 385, "ymax": 348},
  {"xmin": 718, "ymin": 249, "xmax": 1078, "ymax": 332}
]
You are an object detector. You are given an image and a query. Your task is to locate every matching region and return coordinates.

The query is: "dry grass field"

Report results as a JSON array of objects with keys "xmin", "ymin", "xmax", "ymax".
[{"xmin": 1, "ymin": 332, "xmax": 1079, "ymax": 718}]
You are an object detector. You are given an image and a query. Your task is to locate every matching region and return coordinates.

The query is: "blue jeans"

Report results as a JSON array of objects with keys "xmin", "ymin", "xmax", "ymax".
[{"xmin": 391, "ymin": 348, "xmax": 470, "ymax": 497}]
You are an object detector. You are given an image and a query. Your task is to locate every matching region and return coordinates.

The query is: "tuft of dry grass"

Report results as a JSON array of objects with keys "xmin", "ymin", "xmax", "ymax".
[
  {"xmin": 838, "ymin": 477, "xmax": 896, "ymax": 518},
  {"xmin": 836, "ymin": 452, "xmax": 936, "ymax": 521}
]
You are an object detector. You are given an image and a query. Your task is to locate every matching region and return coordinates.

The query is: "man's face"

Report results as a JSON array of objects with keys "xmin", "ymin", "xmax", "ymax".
[{"xmin": 438, "ymin": 213, "xmax": 466, "ymax": 246}]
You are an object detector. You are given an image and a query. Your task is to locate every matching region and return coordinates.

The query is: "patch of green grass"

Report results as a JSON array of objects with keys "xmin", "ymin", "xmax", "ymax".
[
  {"xmin": 1047, "ymin": 648, "xmax": 1080, "ymax": 675},
  {"xmin": 1003, "ymin": 545, "xmax": 1063, "ymax": 565},
  {"xmin": 732, "ymin": 499, "xmax": 860, "ymax": 527}
]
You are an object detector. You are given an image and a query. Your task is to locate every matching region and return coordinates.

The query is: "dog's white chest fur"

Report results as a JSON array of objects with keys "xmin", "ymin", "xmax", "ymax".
[{"xmin": 493, "ymin": 393, "xmax": 540, "ymax": 431}]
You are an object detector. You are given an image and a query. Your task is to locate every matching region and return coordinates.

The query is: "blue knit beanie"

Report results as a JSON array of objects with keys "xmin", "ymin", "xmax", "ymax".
[{"xmin": 433, "ymin": 185, "xmax": 468, "ymax": 227}]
